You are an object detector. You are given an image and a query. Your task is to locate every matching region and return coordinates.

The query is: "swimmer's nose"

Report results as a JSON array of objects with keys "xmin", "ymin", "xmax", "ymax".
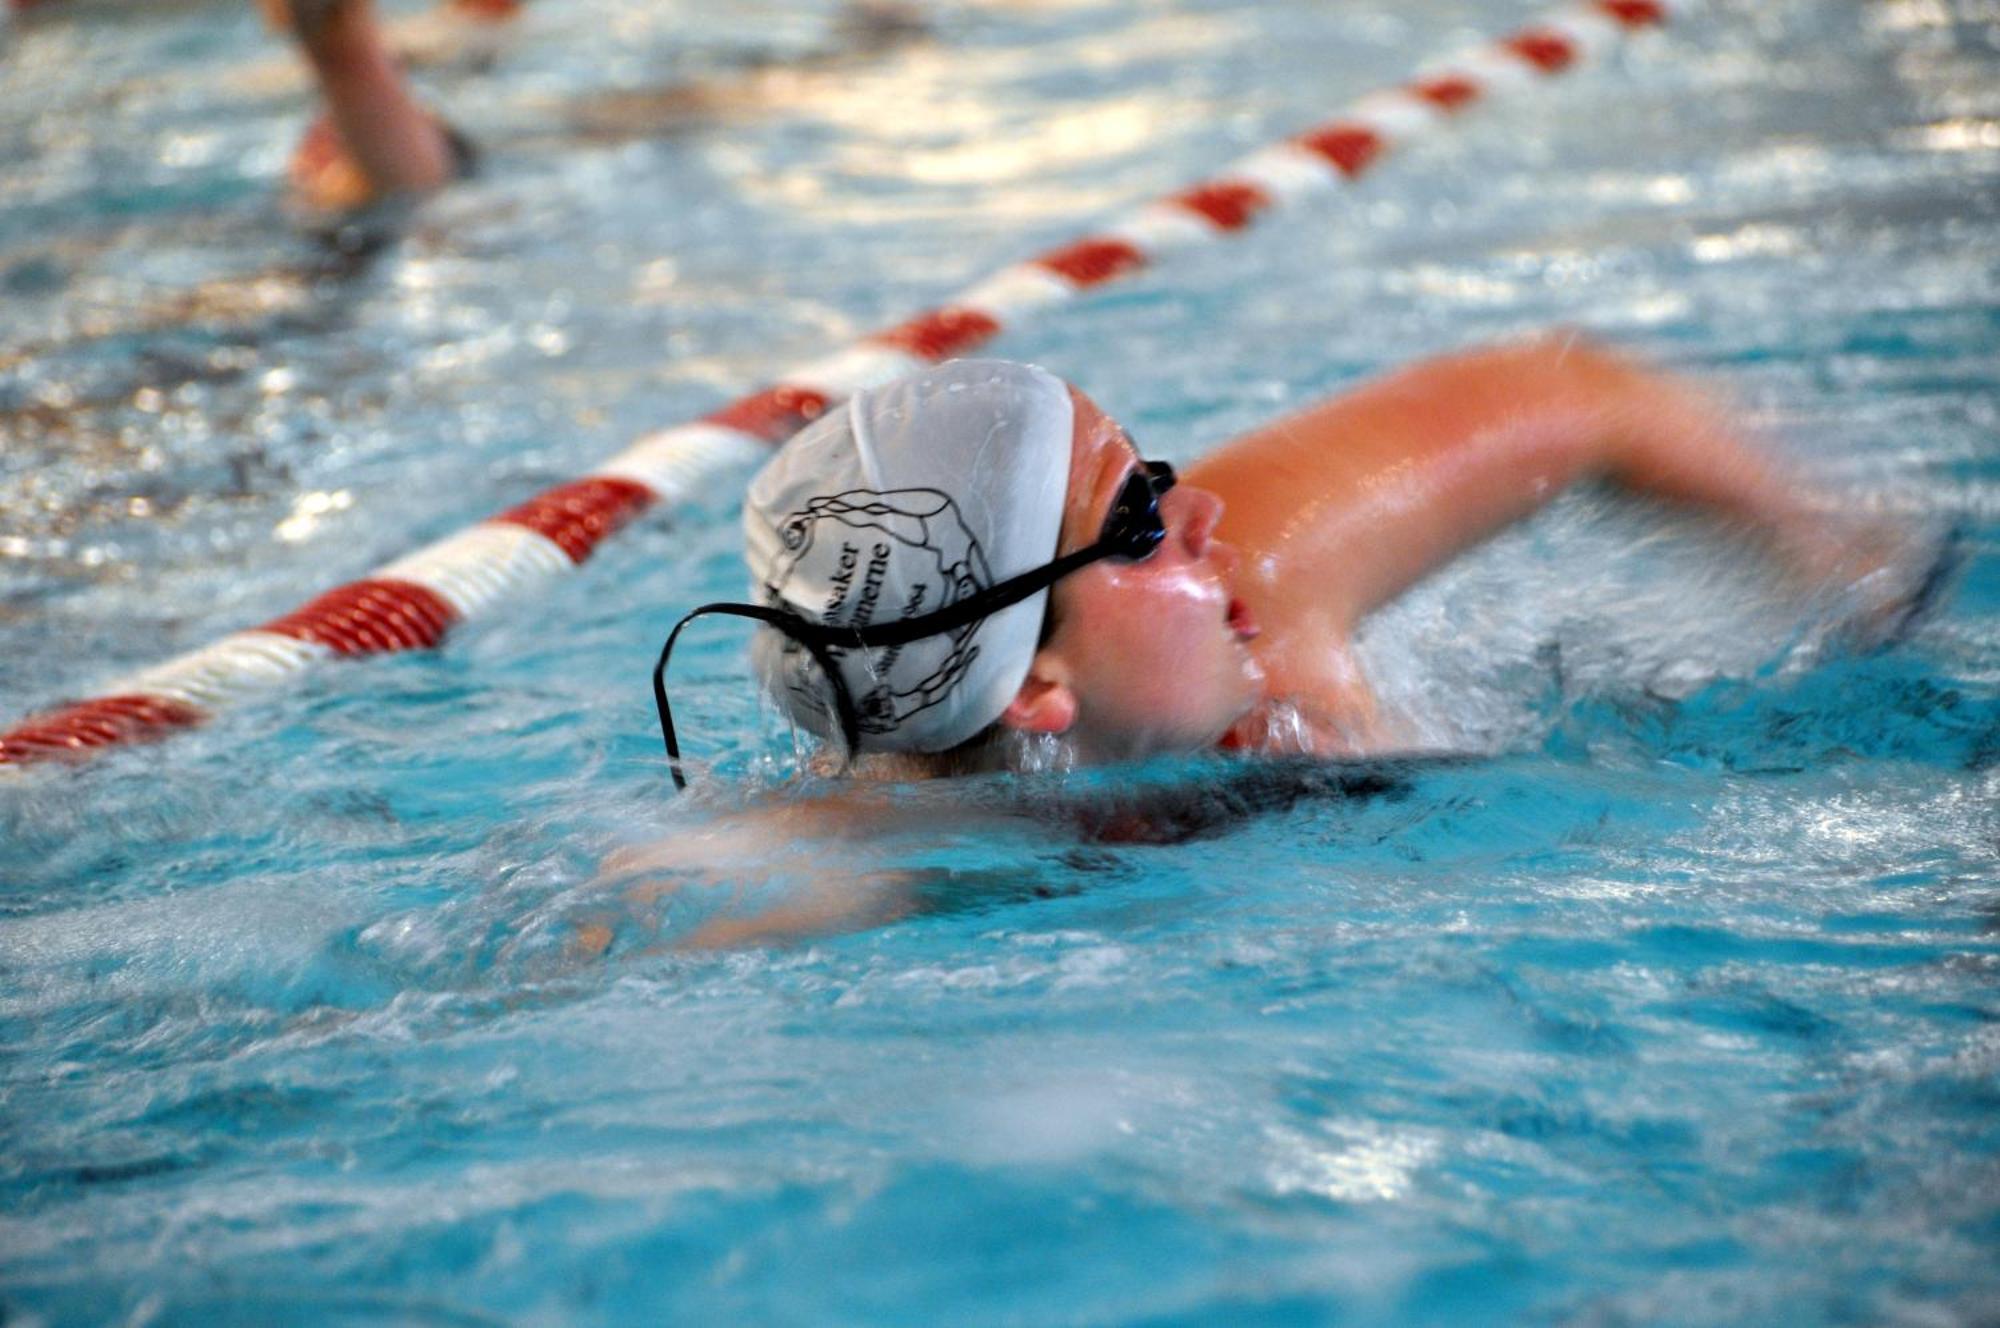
[{"xmin": 1169, "ymin": 484, "xmax": 1224, "ymax": 559}]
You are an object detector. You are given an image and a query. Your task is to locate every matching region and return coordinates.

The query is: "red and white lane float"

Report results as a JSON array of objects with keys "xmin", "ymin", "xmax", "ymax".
[{"xmin": 0, "ymin": 0, "xmax": 1679, "ymax": 768}]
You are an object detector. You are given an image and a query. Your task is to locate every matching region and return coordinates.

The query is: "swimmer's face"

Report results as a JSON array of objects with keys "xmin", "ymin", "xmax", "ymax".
[{"xmin": 1001, "ymin": 388, "xmax": 1264, "ymax": 759}]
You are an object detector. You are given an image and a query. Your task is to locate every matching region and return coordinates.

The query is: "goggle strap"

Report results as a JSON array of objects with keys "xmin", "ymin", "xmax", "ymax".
[
  {"xmin": 653, "ymin": 456, "xmax": 1172, "ymax": 787},
  {"xmin": 654, "ymin": 602, "xmax": 862, "ymax": 790},
  {"xmin": 824, "ymin": 536, "xmax": 1120, "ymax": 651}
]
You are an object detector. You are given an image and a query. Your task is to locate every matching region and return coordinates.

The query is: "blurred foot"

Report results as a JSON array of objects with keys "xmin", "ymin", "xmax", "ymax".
[{"xmin": 287, "ymin": 112, "xmax": 376, "ymax": 213}]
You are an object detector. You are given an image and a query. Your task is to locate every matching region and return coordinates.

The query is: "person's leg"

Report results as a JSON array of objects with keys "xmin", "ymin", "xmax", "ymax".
[{"xmin": 268, "ymin": 0, "xmax": 459, "ymax": 209}]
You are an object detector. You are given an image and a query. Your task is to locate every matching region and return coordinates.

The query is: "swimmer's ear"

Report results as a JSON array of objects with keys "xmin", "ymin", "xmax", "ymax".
[{"xmin": 999, "ymin": 665, "xmax": 1076, "ymax": 735}]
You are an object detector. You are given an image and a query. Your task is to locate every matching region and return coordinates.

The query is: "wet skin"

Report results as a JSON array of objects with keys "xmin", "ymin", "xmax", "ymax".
[
  {"xmin": 1007, "ymin": 337, "xmax": 1914, "ymax": 758},
  {"xmin": 269, "ymin": 0, "xmax": 458, "ymax": 211},
  {"xmin": 999, "ymin": 387, "xmax": 1266, "ymax": 762},
  {"xmin": 599, "ymin": 338, "xmax": 1924, "ymax": 950}
]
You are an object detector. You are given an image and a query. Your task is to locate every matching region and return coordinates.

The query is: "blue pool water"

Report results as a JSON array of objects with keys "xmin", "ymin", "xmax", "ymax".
[{"xmin": 3, "ymin": 0, "xmax": 1997, "ymax": 1322}]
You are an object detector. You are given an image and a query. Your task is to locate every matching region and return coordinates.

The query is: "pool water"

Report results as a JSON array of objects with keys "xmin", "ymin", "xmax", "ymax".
[{"xmin": 3, "ymin": 0, "xmax": 1997, "ymax": 1322}]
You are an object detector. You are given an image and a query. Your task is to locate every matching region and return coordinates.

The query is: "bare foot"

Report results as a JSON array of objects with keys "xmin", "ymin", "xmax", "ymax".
[{"xmin": 287, "ymin": 113, "xmax": 377, "ymax": 213}]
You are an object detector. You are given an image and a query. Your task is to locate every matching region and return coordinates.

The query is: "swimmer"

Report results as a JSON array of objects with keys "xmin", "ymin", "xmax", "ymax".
[
  {"xmin": 262, "ymin": 0, "xmax": 472, "ymax": 214},
  {"xmin": 616, "ymin": 342, "xmax": 1932, "ymax": 948},
  {"xmin": 657, "ymin": 341, "xmax": 1926, "ymax": 779}
]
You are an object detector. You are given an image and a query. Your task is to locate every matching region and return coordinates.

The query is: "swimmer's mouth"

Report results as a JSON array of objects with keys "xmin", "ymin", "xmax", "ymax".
[{"xmin": 1227, "ymin": 596, "xmax": 1260, "ymax": 641}]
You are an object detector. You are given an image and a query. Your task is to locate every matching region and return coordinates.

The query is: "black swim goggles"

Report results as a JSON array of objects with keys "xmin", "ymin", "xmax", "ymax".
[{"xmin": 652, "ymin": 459, "xmax": 1177, "ymax": 788}]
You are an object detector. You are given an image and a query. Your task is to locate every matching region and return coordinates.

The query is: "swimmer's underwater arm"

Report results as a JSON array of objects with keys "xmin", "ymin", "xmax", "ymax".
[
  {"xmin": 592, "ymin": 758, "xmax": 1439, "ymax": 949},
  {"xmin": 594, "ymin": 784, "xmax": 1017, "ymax": 950},
  {"xmin": 608, "ymin": 754, "xmax": 1430, "ymax": 872}
]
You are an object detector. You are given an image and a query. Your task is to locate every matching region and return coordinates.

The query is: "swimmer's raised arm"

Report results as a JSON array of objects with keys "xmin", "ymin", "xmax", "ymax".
[
  {"xmin": 1182, "ymin": 337, "xmax": 1911, "ymax": 748},
  {"xmin": 1188, "ymin": 336, "xmax": 1841, "ymax": 639}
]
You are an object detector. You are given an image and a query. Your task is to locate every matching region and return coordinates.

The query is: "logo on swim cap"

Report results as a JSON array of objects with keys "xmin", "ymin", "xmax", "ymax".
[
  {"xmin": 742, "ymin": 359, "xmax": 1074, "ymax": 753},
  {"xmin": 762, "ymin": 487, "xmax": 993, "ymax": 738}
]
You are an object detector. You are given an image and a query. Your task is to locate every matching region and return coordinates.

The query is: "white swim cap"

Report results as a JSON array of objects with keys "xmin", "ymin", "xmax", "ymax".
[{"xmin": 743, "ymin": 359, "xmax": 1073, "ymax": 754}]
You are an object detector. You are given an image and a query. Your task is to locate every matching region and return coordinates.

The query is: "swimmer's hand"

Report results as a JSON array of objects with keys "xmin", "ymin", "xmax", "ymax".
[
  {"xmin": 585, "ymin": 790, "xmax": 972, "ymax": 954},
  {"xmin": 581, "ymin": 848, "xmax": 918, "ymax": 955},
  {"xmin": 1769, "ymin": 510, "xmax": 1960, "ymax": 651},
  {"xmin": 1221, "ymin": 637, "xmax": 1411, "ymax": 758}
]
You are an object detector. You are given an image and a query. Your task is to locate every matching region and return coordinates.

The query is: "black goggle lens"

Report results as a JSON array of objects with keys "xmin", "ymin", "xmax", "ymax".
[{"xmin": 1100, "ymin": 459, "xmax": 1176, "ymax": 560}]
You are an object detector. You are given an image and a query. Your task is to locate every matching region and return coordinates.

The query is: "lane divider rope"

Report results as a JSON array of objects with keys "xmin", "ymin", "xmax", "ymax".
[{"xmin": 0, "ymin": 0, "xmax": 1681, "ymax": 768}]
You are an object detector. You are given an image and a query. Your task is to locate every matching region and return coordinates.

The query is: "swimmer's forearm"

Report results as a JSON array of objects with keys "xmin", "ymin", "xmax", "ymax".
[
  {"xmin": 677, "ymin": 870, "xmax": 919, "ymax": 949},
  {"xmin": 1516, "ymin": 341, "xmax": 1885, "ymax": 590}
]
